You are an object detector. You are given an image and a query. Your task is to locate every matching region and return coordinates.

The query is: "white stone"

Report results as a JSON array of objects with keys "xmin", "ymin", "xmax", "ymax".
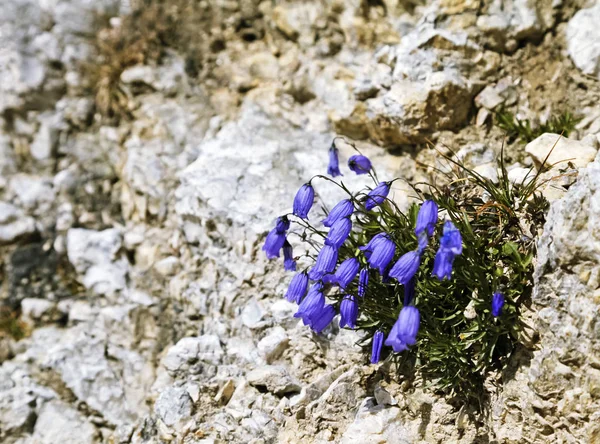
[
  {"xmin": 246, "ymin": 365, "xmax": 301, "ymax": 395},
  {"xmin": 525, "ymin": 133, "xmax": 598, "ymax": 169},
  {"xmin": 340, "ymin": 401, "xmax": 411, "ymax": 444},
  {"xmin": 21, "ymin": 298, "xmax": 55, "ymax": 321},
  {"xmin": 566, "ymin": 3, "xmax": 600, "ymax": 78},
  {"xmin": 508, "ymin": 167, "xmax": 536, "ymax": 185},
  {"xmin": 154, "ymin": 256, "xmax": 180, "ymax": 277},
  {"xmin": 29, "ymin": 400, "xmax": 98, "ymax": 444},
  {"xmin": 0, "ymin": 201, "xmax": 36, "ymax": 244},
  {"xmin": 257, "ymin": 327, "xmax": 289, "ymax": 363}
]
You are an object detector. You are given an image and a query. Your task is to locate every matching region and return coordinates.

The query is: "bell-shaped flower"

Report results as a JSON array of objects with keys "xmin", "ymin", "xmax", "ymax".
[
  {"xmin": 389, "ymin": 251, "xmax": 421, "ymax": 285},
  {"xmin": 327, "ymin": 145, "xmax": 342, "ymax": 177},
  {"xmin": 359, "ymin": 233, "xmax": 386, "ymax": 260},
  {"xmin": 440, "ymin": 220, "xmax": 462, "ymax": 255},
  {"xmin": 334, "ymin": 257, "xmax": 360, "ymax": 289},
  {"xmin": 365, "ymin": 182, "xmax": 390, "ymax": 210},
  {"xmin": 384, "ymin": 306, "xmax": 420, "ymax": 352},
  {"xmin": 262, "ymin": 229, "xmax": 286, "ymax": 259},
  {"xmin": 367, "ymin": 235, "xmax": 395, "ymax": 275},
  {"xmin": 348, "ymin": 155, "xmax": 372, "ymax": 175},
  {"xmin": 275, "ymin": 216, "xmax": 290, "ymax": 234},
  {"xmin": 432, "ymin": 248, "xmax": 455, "ymax": 280},
  {"xmin": 492, "ymin": 292, "xmax": 505, "ymax": 317},
  {"xmin": 415, "ymin": 200, "xmax": 438, "ymax": 238},
  {"xmin": 283, "ymin": 240, "xmax": 296, "ymax": 271},
  {"xmin": 308, "ymin": 245, "xmax": 338, "ymax": 280},
  {"xmin": 370, "ymin": 331, "xmax": 385, "ymax": 364},
  {"xmin": 322, "ymin": 199, "xmax": 354, "ymax": 227},
  {"xmin": 311, "ymin": 304, "xmax": 336, "ymax": 334},
  {"xmin": 285, "ymin": 272, "xmax": 309, "ymax": 303},
  {"xmin": 293, "ymin": 184, "xmax": 315, "ymax": 219},
  {"xmin": 294, "ymin": 285, "xmax": 325, "ymax": 325},
  {"xmin": 339, "ymin": 295, "xmax": 358, "ymax": 329},
  {"xmin": 358, "ymin": 267, "xmax": 369, "ymax": 297},
  {"xmin": 325, "ymin": 217, "xmax": 352, "ymax": 249}
]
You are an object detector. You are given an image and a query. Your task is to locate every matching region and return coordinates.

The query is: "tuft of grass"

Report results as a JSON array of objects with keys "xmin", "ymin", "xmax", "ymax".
[
  {"xmin": 0, "ymin": 307, "xmax": 29, "ymax": 341},
  {"xmin": 495, "ymin": 109, "xmax": 580, "ymax": 143}
]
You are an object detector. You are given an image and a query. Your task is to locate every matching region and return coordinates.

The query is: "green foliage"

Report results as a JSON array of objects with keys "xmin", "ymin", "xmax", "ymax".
[
  {"xmin": 295, "ymin": 149, "xmax": 547, "ymax": 406},
  {"xmin": 0, "ymin": 307, "xmax": 28, "ymax": 341},
  {"xmin": 495, "ymin": 109, "xmax": 580, "ymax": 143}
]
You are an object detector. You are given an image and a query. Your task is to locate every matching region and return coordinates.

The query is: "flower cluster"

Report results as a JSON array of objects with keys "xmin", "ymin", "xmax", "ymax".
[{"xmin": 261, "ymin": 139, "xmax": 532, "ymax": 400}]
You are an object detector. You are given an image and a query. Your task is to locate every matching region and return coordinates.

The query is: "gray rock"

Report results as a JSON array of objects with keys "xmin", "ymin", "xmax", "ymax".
[
  {"xmin": 246, "ymin": 365, "xmax": 301, "ymax": 395},
  {"xmin": 20, "ymin": 298, "xmax": 57, "ymax": 322},
  {"xmin": 162, "ymin": 336, "xmax": 224, "ymax": 378},
  {"xmin": 66, "ymin": 228, "xmax": 129, "ymax": 297},
  {"xmin": 525, "ymin": 133, "xmax": 598, "ymax": 169},
  {"xmin": 566, "ymin": 3, "xmax": 600, "ymax": 78},
  {"xmin": 0, "ymin": 201, "xmax": 36, "ymax": 244},
  {"xmin": 257, "ymin": 327, "xmax": 289, "ymax": 363},
  {"xmin": 27, "ymin": 400, "xmax": 98, "ymax": 444},
  {"xmin": 340, "ymin": 401, "xmax": 410, "ymax": 444},
  {"xmin": 154, "ymin": 386, "xmax": 193, "ymax": 427}
]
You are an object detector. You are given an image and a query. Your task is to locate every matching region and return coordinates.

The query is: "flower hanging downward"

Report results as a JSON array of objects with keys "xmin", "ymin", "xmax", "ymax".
[
  {"xmin": 322, "ymin": 199, "xmax": 354, "ymax": 227},
  {"xmin": 325, "ymin": 217, "xmax": 352, "ymax": 248},
  {"xmin": 327, "ymin": 144, "xmax": 342, "ymax": 177},
  {"xmin": 371, "ymin": 331, "xmax": 385, "ymax": 364},
  {"xmin": 308, "ymin": 245, "xmax": 338, "ymax": 280},
  {"xmin": 293, "ymin": 184, "xmax": 315, "ymax": 219},
  {"xmin": 492, "ymin": 292, "xmax": 505, "ymax": 317},
  {"xmin": 367, "ymin": 234, "xmax": 395, "ymax": 275},
  {"xmin": 262, "ymin": 229, "xmax": 286, "ymax": 259},
  {"xmin": 311, "ymin": 304, "xmax": 336, "ymax": 334},
  {"xmin": 348, "ymin": 155, "xmax": 372, "ymax": 175},
  {"xmin": 385, "ymin": 306, "xmax": 420, "ymax": 352},
  {"xmin": 432, "ymin": 220, "xmax": 463, "ymax": 281},
  {"xmin": 415, "ymin": 200, "xmax": 438, "ymax": 238},
  {"xmin": 339, "ymin": 295, "xmax": 358, "ymax": 329},
  {"xmin": 358, "ymin": 267, "xmax": 369, "ymax": 297},
  {"xmin": 294, "ymin": 284, "xmax": 325, "ymax": 324},
  {"xmin": 389, "ymin": 251, "xmax": 421, "ymax": 285},
  {"xmin": 365, "ymin": 182, "xmax": 390, "ymax": 210},
  {"xmin": 285, "ymin": 272, "xmax": 309, "ymax": 303},
  {"xmin": 283, "ymin": 240, "xmax": 296, "ymax": 271},
  {"xmin": 333, "ymin": 257, "xmax": 360, "ymax": 289}
]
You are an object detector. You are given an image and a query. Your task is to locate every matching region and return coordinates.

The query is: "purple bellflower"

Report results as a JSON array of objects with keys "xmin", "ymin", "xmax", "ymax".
[
  {"xmin": 262, "ymin": 229, "xmax": 286, "ymax": 259},
  {"xmin": 339, "ymin": 295, "xmax": 358, "ymax": 329},
  {"xmin": 275, "ymin": 216, "xmax": 290, "ymax": 234},
  {"xmin": 365, "ymin": 182, "xmax": 390, "ymax": 211},
  {"xmin": 293, "ymin": 184, "xmax": 315, "ymax": 219},
  {"xmin": 385, "ymin": 306, "xmax": 420, "ymax": 352},
  {"xmin": 294, "ymin": 285, "xmax": 325, "ymax": 325},
  {"xmin": 432, "ymin": 220, "xmax": 463, "ymax": 280},
  {"xmin": 311, "ymin": 304, "xmax": 336, "ymax": 334},
  {"xmin": 348, "ymin": 155, "xmax": 372, "ymax": 175},
  {"xmin": 371, "ymin": 331, "xmax": 385, "ymax": 364},
  {"xmin": 285, "ymin": 272, "xmax": 309, "ymax": 303},
  {"xmin": 334, "ymin": 257, "xmax": 360, "ymax": 289},
  {"xmin": 322, "ymin": 199, "xmax": 354, "ymax": 227},
  {"xmin": 283, "ymin": 240, "xmax": 296, "ymax": 271},
  {"xmin": 403, "ymin": 277, "xmax": 416, "ymax": 306},
  {"xmin": 359, "ymin": 233, "xmax": 386, "ymax": 260},
  {"xmin": 415, "ymin": 200, "xmax": 438, "ymax": 238},
  {"xmin": 308, "ymin": 245, "xmax": 338, "ymax": 280},
  {"xmin": 492, "ymin": 292, "xmax": 505, "ymax": 317},
  {"xmin": 358, "ymin": 267, "xmax": 369, "ymax": 297},
  {"xmin": 327, "ymin": 144, "xmax": 342, "ymax": 177},
  {"xmin": 325, "ymin": 217, "xmax": 352, "ymax": 248},
  {"xmin": 389, "ymin": 251, "xmax": 421, "ymax": 285},
  {"xmin": 367, "ymin": 235, "xmax": 395, "ymax": 275}
]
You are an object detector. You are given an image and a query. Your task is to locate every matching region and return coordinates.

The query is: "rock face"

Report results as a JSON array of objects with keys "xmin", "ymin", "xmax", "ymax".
[
  {"xmin": 0, "ymin": 0, "xmax": 599, "ymax": 442},
  {"xmin": 525, "ymin": 133, "xmax": 598, "ymax": 169},
  {"xmin": 492, "ymin": 153, "xmax": 600, "ymax": 443},
  {"xmin": 567, "ymin": 3, "xmax": 600, "ymax": 78}
]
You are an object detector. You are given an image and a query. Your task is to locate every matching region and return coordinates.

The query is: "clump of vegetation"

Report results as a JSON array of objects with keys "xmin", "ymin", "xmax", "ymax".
[
  {"xmin": 86, "ymin": 0, "xmax": 216, "ymax": 121},
  {"xmin": 0, "ymin": 307, "xmax": 29, "ymax": 341},
  {"xmin": 495, "ymin": 109, "xmax": 580, "ymax": 143},
  {"xmin": 262, "ymin": 140, "xmax": 548, "ymax": 406}
]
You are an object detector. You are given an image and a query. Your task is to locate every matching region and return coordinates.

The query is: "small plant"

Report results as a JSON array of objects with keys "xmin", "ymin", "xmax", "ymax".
[
  {"xmin": 262, "ymin": 139, "xmax": 548, "ymax": 405},
  {"xmin": 0, "ymin": 307, "xmax": 28, "ymax": 341},
  {"xmin": 495, "ymin": 109, "xmax": 580, "ymax": 143}
]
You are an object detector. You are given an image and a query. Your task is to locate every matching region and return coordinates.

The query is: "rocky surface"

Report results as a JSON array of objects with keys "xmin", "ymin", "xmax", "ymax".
[{"xmin": 0, "ymin": 0, "xmax": 599, "ymax": 443}]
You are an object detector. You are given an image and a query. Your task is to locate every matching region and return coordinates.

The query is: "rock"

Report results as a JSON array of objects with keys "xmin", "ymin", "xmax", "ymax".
[
  {"xmin": 491, "ymin": 152, "xmax": 600, "ymax": 442},
  {"xmin": 339, "ymin": 400, "xmax": 410, "ymax": 444},
  {"xmin": 0, "ymin": 201, "xmax": 36, "ymax": 244},
  {"xmin": 508, "ymin": 166, "xmax": 536, "ymax": 185},
  {"xmin": 566, "ymin": 3, "xmax": 600, "ymax": 78},
  {"xmin": 257, "ymin": 327, "xmax": 289, "ymax": 363},
  {"xmin": 21, "ymin": 298, "xmax": 57, "ymax": 322},
  {"xmin": 66, "ymin": 228, "xmax": 129, "ymax": 297},
  {"xmin": 154, "ymin": 256, "xmax": 180, "ymax": 277},
  {"xmin": 28, "ymin": 400, "xmax": 99, "ymax": 444},
  {"xmin": 246, "ymin": 365, "xmax": 301, "ymax": 395},
  {"xmin": 162, "ymin": 336, "xmax": 224, "ymax": 378},
  {"xmin": 8, "ymin": 174, "xmax": 55, "ymax": 215},
  {"xmin": 473, "ymin": 164, "xmax": 498, "ymax": 183},
  {"xmin": 525, "ymin": 133, "xmax": 598, "ymax": 169},
  {"xmin": 215, "ymin": 379, "xmax": 236, "ymax": 405},
  {"xmin": 474, "ymin": 78, "xmax": 517, "ymax": 110},
  {"xmin": 154, "ymin": 386, "xmax": 193, "ymax": 427},
  {"xmin": 241, "ymin": 298, "xmax": 267, "ymax": 329},
  {"xmin": 30, "ymin": 112, "xmax": 61, "ymax": 161}
]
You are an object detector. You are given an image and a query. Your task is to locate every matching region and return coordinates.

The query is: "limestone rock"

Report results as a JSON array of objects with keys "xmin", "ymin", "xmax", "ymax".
[
  {"xmin": 257, "ymin": 327, "xmax": 289, "ymax": 363},
  {"xmin": 566, "ymin": 3, "xmax": 600, "ymax": 78},
  {"xmin": 525, "ymin": 133, "xmax": 598, "ymax": 169},
  {"xmin": 27, "ymin": 400, "xmax": 99, "ymax": 444},
  {"xmin": 340, "ymin": 400, "xmax": 410, "ymax": 444},
  {"xmin": 246, "ymin": 365, "xmax": 301, "ymax": 395},
  {"xmin": 0, "ymin": 201, "xmax": 36, "ymax": 245}
]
